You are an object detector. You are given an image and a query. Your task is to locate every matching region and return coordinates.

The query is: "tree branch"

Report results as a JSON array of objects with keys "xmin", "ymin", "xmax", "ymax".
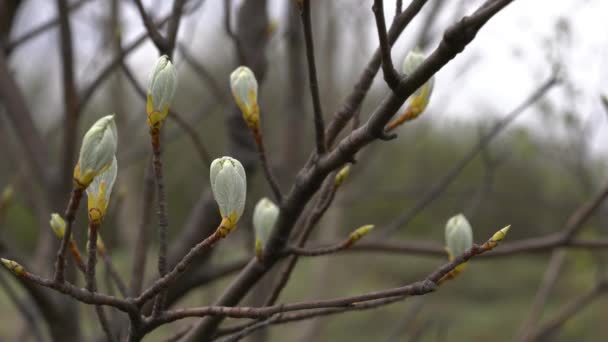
[
  {"xmin": 372, "ymin": 0, "xmax": 400, "ymax": 89},
  {"xmin": 299, "ymin": 0, "xmax": 326, "ymax": 155}
]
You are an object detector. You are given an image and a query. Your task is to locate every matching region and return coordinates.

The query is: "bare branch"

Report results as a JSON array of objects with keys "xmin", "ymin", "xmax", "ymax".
[
  {"xmin": 372, "ymin": 0, "xmax": 400, "ymax": 89},
  {"xmin": 299, "ymin": 0, "xmax": 326, "ymax": 155}
]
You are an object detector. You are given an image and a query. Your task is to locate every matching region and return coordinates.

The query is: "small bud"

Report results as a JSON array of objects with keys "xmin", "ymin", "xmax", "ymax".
[
  {"xmin": 147, "ymin": 55, "xmax": 177, "ymax": 128},
  {"xmin": 253, "ymin": 198, "xmax": 279, "ymax": 254},
  {"xmin": 445, "ymin": 214, "xmax": 473, "ymax": 260},
  {"xmin": 349, "ymin": 224, "xmax": 374, "ymax": 243},
  {"xmin": 74, "ymin": 115, "xmax": 118, "ymax": 188},
  {"xmin": 1, "ymin": 185, "xmax": 13, "ymax": 204},
  {"xmin": 49, "ymin": 213, "xmax": 66, "ymax": 238},
  {"xmin": 230, "ymin": 66, "xmax": 259, "ymax": 128},
  {"xmin": 0, "ymin": 258, "xmax": 25, "ymax": 276},
  {"xmin": 402, "ymin": 49, "xmax": 434, "ymax": 116},
  {"xmin": 86, "ymin": 156, "xmax": 117, "ymax": 224},
  {"xmin": 334, "ymin": 165, "xmax": 350, "ymax": 187},
  {"xmin": 210, "ymin": 157, "xmax": 247, "ymax": 232},
  {"xmin": 490, "ymin": 225, "xmax": 511, "ymax": 243}
]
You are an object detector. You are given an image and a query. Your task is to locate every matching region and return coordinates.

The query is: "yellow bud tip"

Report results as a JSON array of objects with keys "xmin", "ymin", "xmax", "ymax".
[
  {"xmin": 255, "ymin": 239, "xmax": 263, "ymax": 259},
  {"xmin": 0, "ymin": 258, "xmax": 25, "ymax": 276},
  {"xmin": 335, "ymin": 165, "xmax": 351, "ymax": 186},
  {"xmin": 349, "ymin": 224, "xmax": 374, "ymax": 243},
  {"xmin": 49, "ymin": 213, "xmax": 66, "ymax": 238},
  {"xmin": 491, "ymin": 225, "xmax": 511, "ymax": 242},
  {"xmin": 1, "ymin": 186, "xmax": 13, "ymax": 203}
]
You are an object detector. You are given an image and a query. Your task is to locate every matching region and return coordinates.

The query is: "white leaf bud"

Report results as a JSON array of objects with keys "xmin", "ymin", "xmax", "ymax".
[
  {"xmin": 445, "ymin": 214, "xmax": 473, "ymax": 260},
  {"xmin": 74, "ymin": 115, "xmax": 117, "ymax": 188},
  {"xmin": 210, "ymin": 156, "xmax": 247, "ymax": 231},
  {"xmin": 253, "ymin": 197, "xmax": 279, "ymax": 253},
  {"xmin": 147, "ymin": 55, "xmax": 177, "ymax": 128}
]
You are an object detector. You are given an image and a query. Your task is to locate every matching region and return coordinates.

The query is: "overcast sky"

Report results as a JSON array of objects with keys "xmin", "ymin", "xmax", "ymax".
[{"xmin": 7, "ymin": 0, "xmax": 608, "ymax": 154}]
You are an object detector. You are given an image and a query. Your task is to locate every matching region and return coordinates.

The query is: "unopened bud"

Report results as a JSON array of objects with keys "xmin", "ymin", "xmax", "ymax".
[
  {"xmin": 147, "ymin": 55, "xmax": 177, "ymax": 128},
  {"xmin": 334, "ymin": 165, "xmax": 350, "ymax": 187},
  {"xmin": 230, "ymin": 66, "xmax": 259, "ymax": 128},
  {"xmin": 349, "ymin": 224, "xmax": 374, "ymax": 243},
  {"xmin": 74, "ymin": 115, "xmax": 118, "ymax": 188},
  {"xmin": 210, "ymin": 157, "xmax": 247, "ymax": 232},
  {"xmin": 86, "ymin": 157, "xmax": 117, "ymax": 224},
  {"xmin": 49, "ymin": 213, "xmax": 66, "ymax": 238},
  {"xmin": 1, "ymin": 186, "xmax": 13, "ymax": 204},
  {"xmin": 490, "ymin": 225, "xmax": 511, "ymax": 243},
  {"xmin": 402, "ymin": 49, "xmax": 434, "ymax": 116},
  {"xmin": 445, "ymin": 214, "xmax": 473, "ymax": 260},
  {"xmin": 253, "ymin": 198, "xmax": 279, "ymax": 255},
  {"xmin": 0, "ymin": 258, "xmax": 25, "ymax": 276}
]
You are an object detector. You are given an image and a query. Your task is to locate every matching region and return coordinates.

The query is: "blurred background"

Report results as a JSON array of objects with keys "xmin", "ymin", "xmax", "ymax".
[{"xmin": 1, "ymin": 0, "xmax": 608, "ymax": 341}]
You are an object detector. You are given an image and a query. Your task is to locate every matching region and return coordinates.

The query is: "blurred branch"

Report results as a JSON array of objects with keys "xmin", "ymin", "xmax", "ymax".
[
  {"xmin": 57, "ymin": 0, "xmax": 81, "ymax": 195},
  {"xmin": 0, "ymin": 271, "xmax": 45, "ymax": 342},
  {"xmin": 299, "ymin": 0, "xmax": 326, "ymax": 155},
  {"xmin": 132, "ymin": 0, "xmax": 169, "ymax": 53},
  {"xmin": 527, "ymin": 280, "xmax": 608, "ymax": 341},
  {"xmin": 516, "ymin": 250, "xmax": 566, "ymax": 342},
  {"xmin": 381, "ymin": 74, "xmax": 558, "ymax": 236},
  {"xmin": 324, "ymin": 0, "xmax": 429, "ymax": 146},
  {"xmin": 3, "ymin": 0, "xmax": 92, "ymax": 54},
  {"xmin": 372, "ymin": 0, "xmax": 400, "ymax": 89},
  {"xmin": 129, "ymin": 161, "xmax": 154, "ymax": 297},
  {"xmin": 132, "ymin": 0, "xmax": 186, "ymax": 57},
  {"xmin": 178, "ymin": 43, "xmax": 227, "ymax": 102},
  {"xmin": 0, "ymin": 53, "xmax": 51, "ymax": 189}
]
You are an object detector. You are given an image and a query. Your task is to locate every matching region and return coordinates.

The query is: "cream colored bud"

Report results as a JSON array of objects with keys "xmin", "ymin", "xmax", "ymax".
[
  {"xmin": 491, "ymin": 225, "xmax": 511, "ymax": 243},
  {"xmin": 210, "ymin": 156, "xmax": 247, "ymax": 230},
  {"xmin": 445, "ymin": 214, "xmax": 473, "ymax": 260},
  {"xmin": 74, "ymin": 115, "xmax": 117, "ymax": 188},
  {"xmin": 230, "ymin": 66, "xmax": 259, "ymax": 128},
  {"xmin": 335, "ymin": 165, "xmax": 350, "ymax": 187},
  {"xmin": 253, "ymin": 198, "xmax": 279, "ymax": 252},
  {"xmin": 349, "ymin": 224, "xmax": 374, "ymax": 243},
  {"xmin": 1, "ymin": 186, "xmax": 13, "ymax": 204},
  {"xmin": 86, "ymin": 156, "xmax": 117, "ymax": 224},
  {"xmin": 147, "ymin": 55, "xmax": 177, "ymax": 127},
  {"xmin": 1, "ymin": 258, "xmax": 25, "ymax": 276},
  {"xmin": 49, "ymin": 213, "xmax": 66, "ymax": 238},
  {"xmin": 402, "ymin": 49, "xmax": 434, "ymax": 115}
]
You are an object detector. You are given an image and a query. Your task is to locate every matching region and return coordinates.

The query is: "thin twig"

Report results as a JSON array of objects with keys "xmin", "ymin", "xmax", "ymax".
[
  {"xmin": 86, "ymin": 222, "xmax": 100, "ymax": 292},
  {"xmin": 372, "ymin": 0, "xmax": 400, "ymax": 89},
  {"xmin": 135, "ymin": 227, "xmax": 227, "ymax": 307},
  {"xmin": 99, "ymin": 248, "xmax": 129, "ymax": 298},
  {"xmin": 130, "ymin": 160, "xmax": 155, "ymax": 297},
  {"xmin": 53, "ymin": 187, "xmax": 84, "ymax": 283},
  {"xmin": 381, "ymin": 74, "xmax": 558, "ymax": 236},
  {"xmin": 299, "ymin": 0, "xmax": 326, "ymax": 155},
  {"xmin": 527, "ymin": 281, "xmax": 607, "ymax": 341},
  {"xmin": 150, "ymin": 130, "xmax": 171, "ymax": 316},
  {"xmin": 149, "ymin": 234, "xmax": 503, "ymax": 328},
  {"xmin": 516, "ymin": 250, "xmax": 567, "ymax": 342},
  {"xmin": 132, "ymin": 0, "xmax": 169, "ymax": 53},
  {"xmin": 0, "ymin": 272, "xmax": 45, "ymax": 342},
  {"xmin": 252, "ymin": 128, "xmax": 283, "ymax": 203},
  {"xmin": 57, "ymin": 0, "xmax": 81, "ymax": 195},
  {"xmin": 4, "ymin": 0, "xmax": 92, "ymax": 53}
]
